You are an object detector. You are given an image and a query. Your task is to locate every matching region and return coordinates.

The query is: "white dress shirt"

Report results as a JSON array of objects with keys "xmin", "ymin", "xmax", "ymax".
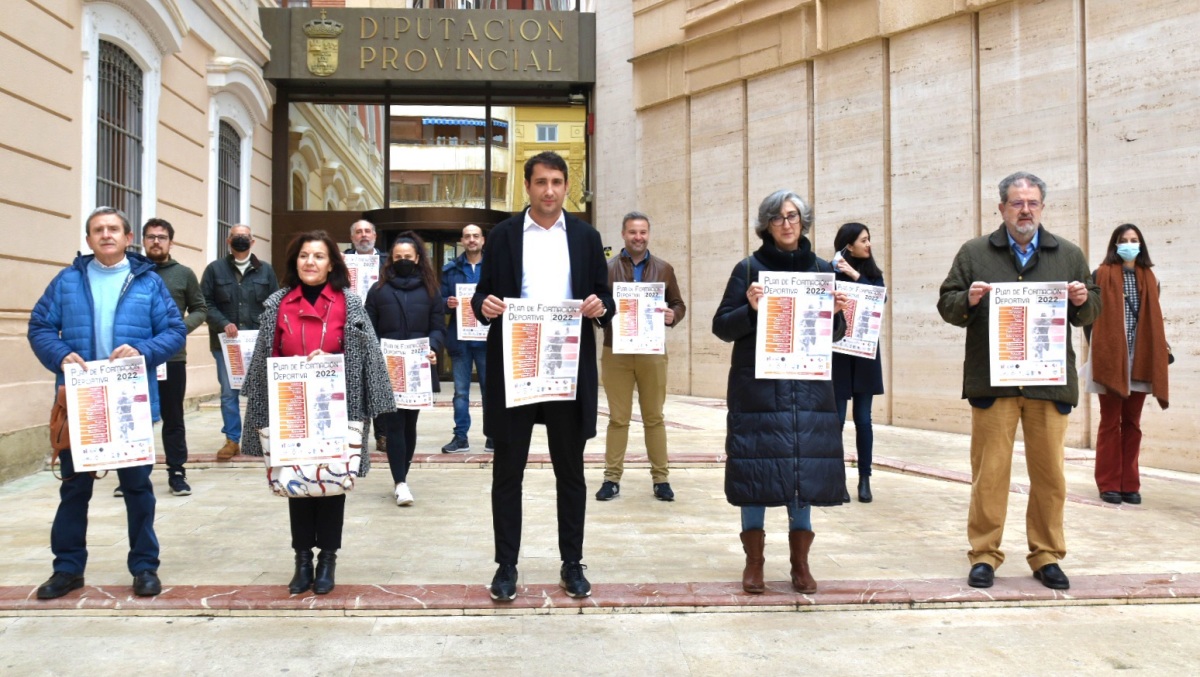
[{"xmin": 521, "ymin": 211, "xmax": 572, "ymax": 300}]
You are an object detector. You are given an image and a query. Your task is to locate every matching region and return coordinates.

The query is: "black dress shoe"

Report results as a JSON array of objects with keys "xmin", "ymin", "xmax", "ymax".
[
  {"xmin": 1120, "ymin": 492, "xmax": 1142, "ymax": 505},
  {"xmin": 857, "ymin": 476, "xmax": 873, "ymax": 503},
  {"xmin": 1033, "ymin": 563, "xmax": 1070, "ymax": 590},
  {"xmin": 967, "ymin": 563, "xmax": 994, "ymax": 588},
  {"xmin": 489, "ymin": 563, "xmax": 518, "ymax": 601},
  {"xmin": 1100, "ymin": 491, "xmax": 1123, "ymax": 504},
  {"xmin": 36, "ymin": 572, "xmax": 84, "ymax": 600},
  {"xmin": 133, "ymin": 570, "xmax": 162, "ymax": 597}
]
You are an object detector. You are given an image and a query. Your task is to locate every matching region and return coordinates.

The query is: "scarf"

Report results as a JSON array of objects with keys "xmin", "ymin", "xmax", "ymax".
[
  {"xmin": 753, "ymin": 235, "xmax": 817, "ymax": 272},
  {"xmin": 1091, "ymin": 263, "xmax": 1169, "ymax": 409}
]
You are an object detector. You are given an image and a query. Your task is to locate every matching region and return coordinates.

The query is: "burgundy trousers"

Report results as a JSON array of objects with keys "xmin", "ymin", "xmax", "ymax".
[{"xmin": 1095, "ymin": 392, "xmax": 1147, "ymax": 493}]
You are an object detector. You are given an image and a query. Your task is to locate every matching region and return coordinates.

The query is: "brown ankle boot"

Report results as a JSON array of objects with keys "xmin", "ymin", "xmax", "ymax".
[
  {"xmin": 740, "ymin": 529, "xmax": 766, "ymax": 594},
  {"xmin": 788, "ymin": 529, "xmax": 817, "ymax": 593}
]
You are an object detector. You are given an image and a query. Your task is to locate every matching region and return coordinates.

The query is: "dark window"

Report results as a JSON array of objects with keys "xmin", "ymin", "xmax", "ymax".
[
  {"xmin": 96, "ymin": 41, "xmax": 143, "ymax": 249},
  {"xmin": 218, "ymin": 121, "xmax": 242, "ymax": 246}
]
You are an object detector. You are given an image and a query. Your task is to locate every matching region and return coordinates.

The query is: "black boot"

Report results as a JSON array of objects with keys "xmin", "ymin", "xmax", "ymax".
[
  {"xmin": 858, "ymin": 476, "xmax": 873, "ymax": 503},
  {"xmin": 288, "ymin": 549, "xmax": 314, "ymax": 594},
  {"xmin": 313, "ymin": 549, "xmax": 338, "ymax": 595}
]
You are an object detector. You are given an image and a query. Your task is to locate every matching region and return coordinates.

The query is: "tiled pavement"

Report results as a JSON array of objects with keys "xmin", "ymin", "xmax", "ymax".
[{"xmin": 2, "ymin": 386, "xmax": 1198, "ymax": 618}]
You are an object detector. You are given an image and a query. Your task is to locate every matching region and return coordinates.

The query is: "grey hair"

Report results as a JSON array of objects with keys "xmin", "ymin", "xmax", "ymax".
[
  {"xmin": 85, "ymin": 206, "xmax": 131, "ymax": 235},
  {"xmin": 998, "ymin": 171, "xmax": 1047, "ymax": 203},
  {"xmin": 622, "ymin": 211, "xmax": 651, "ymax": 229},
  {"xmin": 755, "ymin": 190, "xmax": 812, "ymax": 239},
  {"xmin": 229, "ymin": 224, "xmax": 253, "ymax": 237},
  {"xmin": 349, "ymin": 219, "xmax": 375, "ymax": 236}
]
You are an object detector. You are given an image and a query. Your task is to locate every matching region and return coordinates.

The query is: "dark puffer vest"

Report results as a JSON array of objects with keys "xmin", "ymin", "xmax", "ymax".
[{"xmin": 712, "ymin": 238, "xmax": 848, "ymax": 507}]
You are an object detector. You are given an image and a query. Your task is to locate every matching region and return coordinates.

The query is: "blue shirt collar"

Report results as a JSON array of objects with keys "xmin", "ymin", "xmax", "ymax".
[
  {"xmin": 620, "ymin": 248, "xmax": 650, "ymax": 282},
  {"xmin": 1006, "ymin": 227, "xmax": 1039, "ymax": 267}
]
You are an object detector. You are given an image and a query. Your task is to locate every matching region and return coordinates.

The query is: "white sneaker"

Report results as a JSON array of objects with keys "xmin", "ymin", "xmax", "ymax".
[{"xmin": 394, "ymin": 482, "xmax": 414, "ymax": 506}]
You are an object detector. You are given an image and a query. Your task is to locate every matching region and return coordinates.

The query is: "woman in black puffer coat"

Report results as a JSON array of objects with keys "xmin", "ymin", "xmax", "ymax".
[
  {"xmin": 712, "ymin": 189, "xmax": 849, "ymax": 595},
  {"xmin": 365, "ymin": 231, "xmax": 445, "ymax": 508}
]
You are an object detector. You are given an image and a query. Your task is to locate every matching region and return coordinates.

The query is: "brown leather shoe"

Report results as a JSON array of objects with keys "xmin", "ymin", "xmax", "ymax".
[
  {"xmin": 788, "ymin": 529, "xmax": 817, "ymax": 593},
  {"xmin": 216, "ymin": 439, "xmax": 240, "ymax": 461},
  {"xmin": 739, "ymin": 529, "xmax": 766, "ymax": 594}
]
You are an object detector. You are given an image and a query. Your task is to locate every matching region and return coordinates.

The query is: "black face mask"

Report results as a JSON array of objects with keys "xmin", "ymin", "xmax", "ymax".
[
  {"xmin": 230, "ymin": 235, "xmax": 251, "ymax": 253},
  {"xmin": 392, "ymin": 259, "xmax": 417, "ymax": 277}
]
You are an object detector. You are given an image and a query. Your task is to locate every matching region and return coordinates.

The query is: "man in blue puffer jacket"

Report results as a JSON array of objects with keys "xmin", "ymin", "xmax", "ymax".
[{"xmin": 27, "ymin": 207, "xmax": 186, "ymax": 600}]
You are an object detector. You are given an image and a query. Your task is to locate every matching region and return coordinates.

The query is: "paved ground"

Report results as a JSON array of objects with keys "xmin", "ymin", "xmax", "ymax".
[{"xmin": 0, "ymin": 386, "xmax": 1197, "ymax": 674}]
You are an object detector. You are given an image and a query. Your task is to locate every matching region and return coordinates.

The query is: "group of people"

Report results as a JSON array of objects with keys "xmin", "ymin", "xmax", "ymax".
[{"xmin": 25, "ymin": 160, "xmax": 1169, "ymax": 602}]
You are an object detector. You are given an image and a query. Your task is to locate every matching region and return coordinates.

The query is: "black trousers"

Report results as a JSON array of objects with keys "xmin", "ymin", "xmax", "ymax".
[
  {"xmin": 288, "ymin": 495, "xmax": 345, "ymax": 551},
  {"xmin": 158, "ymin": 361, "xmax": 188, "ymax": 471},
  {"xmin": 384, "ymin": 409, "xmax": 420, "ymax": 484},
  {"xmin": 492, "ymin": 400, "xmax": 587, "ymax": 565}
]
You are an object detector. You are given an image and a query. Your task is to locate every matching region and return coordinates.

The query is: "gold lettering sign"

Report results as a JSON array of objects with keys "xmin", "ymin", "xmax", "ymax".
[{"xmin": 304, "ymin": 10, "xmax": 344, "ymax": 77}]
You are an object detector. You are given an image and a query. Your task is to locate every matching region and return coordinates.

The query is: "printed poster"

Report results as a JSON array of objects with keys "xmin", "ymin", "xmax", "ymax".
[
  {"xmin": 381, "ymin": 337, "xmax": 434, "ymax": 410},
  {"xmin": 345, "ymin": 253, "xmax": 381, "ymax": 300},
  {"xmin": 832, "ymin": 281, "xmax": 887, "ymax": 359},
  {"xmin": 501, "ymin": 299, "xmax": 583, "ymax": 407},
  {"xmin": 988, "ymin": 282, "xmax": 1069, "ymax": 387},
  {"xmin": 219, "ymin": 329, "xmax": 259, "ymax": 390},
  {"xmin": 613, "ymin": 282, "xmax": 667, "ymax": 355},
  {"xmin": 456, "ymin": 283, "xmax": 488, "ymax": 341},
  {"xmin": 63, "ymin": 356, "xmax": 156, "ymax": 472},
  {"xmin": 754, "ymin": 272, "xmax": 836, "ymax": 380},
  {"xmin": 156, "ymin": 363, "xmax": 167, "ymax": 381},
  {"xmin": 266, "ymin": 354, "xmax": 350, "ymax": 466}
]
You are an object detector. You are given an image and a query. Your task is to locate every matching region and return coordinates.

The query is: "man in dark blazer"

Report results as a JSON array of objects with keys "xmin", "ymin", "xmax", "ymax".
[{"xmin": 472, "ymin": 151, "xmax": 615, "ymax": 602}]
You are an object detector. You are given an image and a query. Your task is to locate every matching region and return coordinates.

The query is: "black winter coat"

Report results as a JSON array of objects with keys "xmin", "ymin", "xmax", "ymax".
[
  {"xmin": 365, "ymin": 273, "xmax": 446, "ymax": 393},
  {"xmin": 831, "ymin": 271, "xmax": 886, "ymax": 399},
  {"xmin": 712, "ymin": 239, "xmax": 848, "ymax": 507}
]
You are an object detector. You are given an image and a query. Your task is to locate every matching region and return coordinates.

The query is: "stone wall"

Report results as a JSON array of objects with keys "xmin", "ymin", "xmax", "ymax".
[{"xmin": 628, "ymin": 0, "xmax": 1200, "ymax": 469}]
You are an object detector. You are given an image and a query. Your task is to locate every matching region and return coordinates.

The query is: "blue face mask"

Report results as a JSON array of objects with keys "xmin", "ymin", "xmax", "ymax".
[{"xmin": 1116, "ymin": 243, "xmax": 1140, "ymax": 262}]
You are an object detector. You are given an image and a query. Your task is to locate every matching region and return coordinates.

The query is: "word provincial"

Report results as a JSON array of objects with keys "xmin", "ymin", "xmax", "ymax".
[{"xmin": 358, "ymin": 16, "xmax": 566, "ymax": 73}]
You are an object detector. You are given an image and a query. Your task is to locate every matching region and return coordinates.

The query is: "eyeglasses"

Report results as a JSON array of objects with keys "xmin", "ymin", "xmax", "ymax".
[
  {"xmin": 143, "ymin": 234, "xmax": 171, "ymax": 242},
  {"xmin": 1006, "ymin": 200, "xmax": 1042, "ymax": 211},
  {"xmin": 769, "ymin": 212, "xmax": 802, "ymax": 227}
]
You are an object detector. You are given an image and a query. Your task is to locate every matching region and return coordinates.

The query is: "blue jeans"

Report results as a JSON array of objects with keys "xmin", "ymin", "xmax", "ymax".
[
  {"xmin": 52, "ymin": 451, "xmax": 159, "ymax": 575},
  {"xmin": 450, "ymin": 342, "xmax": 487, "ymax": 438},
  {"xmin": 212, "ymin": 349, "xmax": 241, "ymax": 443},
  {"xmin": 741, "ymin": 501, "xmax": 812, "ymax": 532},
  {"xmin": 836, "ymin": 394, "xmax": 874, "ymax": 477}
]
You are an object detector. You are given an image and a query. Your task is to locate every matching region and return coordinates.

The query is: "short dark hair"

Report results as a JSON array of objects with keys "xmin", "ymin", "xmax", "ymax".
[
  {"xmin": 1103, "ymin": 223, "xmax": 1154, "ymax": 268},
  {"xmin": 524, "ymin": 151, "xmax": 569, "ymax": 183},
  {"xmin": 622, "ymin": 211, "xmax": 651, "ymax": 230},
  {"xmin": 143, "ymin": 217, "xmax": 174, "ymax": 240},
  {"xmin": 85, "ymin": 206, "xmax": 131, "ymax": 236},
  {"xmin": 282, "ymin": 230, "xmax": 349, "ymax": 291}
]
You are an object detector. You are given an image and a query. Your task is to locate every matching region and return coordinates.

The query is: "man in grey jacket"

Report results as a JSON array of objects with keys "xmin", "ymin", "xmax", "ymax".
[
  {"xmin": 144, "ymin": 218, "xmax": 206, "ymax": 496},
  {"xmin": 200, "ymin": 224, "xmax": 278, "ymax": 460},
  {"xmin": 938, "ymin": 171, "xmax": 1100, "ymax": 592}
]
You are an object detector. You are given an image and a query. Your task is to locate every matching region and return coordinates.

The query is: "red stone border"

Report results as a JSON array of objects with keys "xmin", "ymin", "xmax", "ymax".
[{"xmin": 3, "ymin": 572, "xmax": 1197, "ymax": 616}]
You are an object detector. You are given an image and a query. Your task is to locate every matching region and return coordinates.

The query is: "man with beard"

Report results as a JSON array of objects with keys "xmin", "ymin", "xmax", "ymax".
[
  {"xmin": 938, "ymin": 171, "xmax": 1099, "ymax": 591},
  {"xmin": 440, "ymin": 224, "xmax": 491, "ymax": 454},
  {"xmin": 143, "ymin": 218, "xmax": 207, "ymax": 496},
  {"xmin": 200, "ymin": 225, "xmax": 278, "ymax": 460}
]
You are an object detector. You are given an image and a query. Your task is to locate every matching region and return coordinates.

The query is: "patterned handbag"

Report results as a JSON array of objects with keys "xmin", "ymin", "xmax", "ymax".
[{"xmin": 260, "ymin": 421, "xmax": 364, "ymax": 498}]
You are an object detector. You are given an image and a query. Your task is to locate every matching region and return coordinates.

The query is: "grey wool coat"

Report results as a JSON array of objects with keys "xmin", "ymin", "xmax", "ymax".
[{"xmin": 240, "ymin": 287, "xmax": 395, "ymax": 476}]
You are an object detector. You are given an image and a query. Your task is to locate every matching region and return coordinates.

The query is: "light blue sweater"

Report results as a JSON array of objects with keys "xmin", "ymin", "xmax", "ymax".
[{"xmin": 88, "ymin": 257, "xmax": 131, "ymax": 358}]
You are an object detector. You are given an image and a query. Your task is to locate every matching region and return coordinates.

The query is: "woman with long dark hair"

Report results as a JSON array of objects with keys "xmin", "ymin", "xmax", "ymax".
[
  {"xmin": 713, "ymin": 189, "xmax": 849, "ymax": 595},
  {"xmin": 241, "ymin": 230, "xmax": 394, "ymax": 595},
  {"xmin": 365, "ymin": 231, "xmax": 445, "ymax": 507},
  {"xmin": 830, "ymin": 222, "xmax": 886, "ymax": 503},
  {"xmin": 1085, "ymin": 223, "xmax": 1169, "ymax": 504}
]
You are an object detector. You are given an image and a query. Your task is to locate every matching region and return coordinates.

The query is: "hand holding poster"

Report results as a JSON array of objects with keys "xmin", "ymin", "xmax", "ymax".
[
  {"xmin": 832, "ymin": 281, "xmax": 887, "ymax": 359},
  {"xmin": 613, "ymin": 282, "xmax": 667, "ymax": 354},
  {"xmin": 345, "ymin": 254, "xmax": 381, "ymax": 300},
  {"xmin": 502, "ymin": 299, "xmax": 583, "ymax": 406},
  {"xmin": 63, "ymin": 356, "xmax": 156, "ymax": 472},
  {"xmin": 266, "ymin": 354, "xmax": 350, "ymax": 466},
  {"xmin": 754, "ymin": 272, "xmax": 836, "ymax": 380},
  {"xmin": 988, "ymin": 282, "xmax": 1069, "ymax": 386},
  {"xmin": 456, "ymin": 283, "xmax": 488, "ymax": 341},
  {"xmin": 381, "ymin": 337, "xmax": 434, "ymax": 409},
  {"xmin": 220, "ymin": 329, "xmax": 259, "ymax": 390}
]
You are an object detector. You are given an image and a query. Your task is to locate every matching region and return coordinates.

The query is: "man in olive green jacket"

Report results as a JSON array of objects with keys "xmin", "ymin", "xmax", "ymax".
[{"xmin": 938, "ymin": 171, "xmax": 1100, "ymax": 592}]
